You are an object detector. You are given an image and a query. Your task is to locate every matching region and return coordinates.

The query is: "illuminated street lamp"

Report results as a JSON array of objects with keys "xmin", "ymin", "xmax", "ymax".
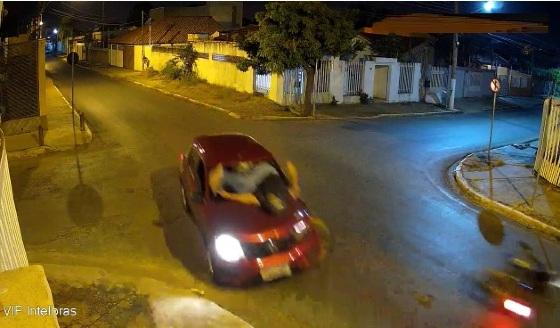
[
  {"xmin": 53, "ymin": 28, "xmax": 58, "ymax": 34},
  {"xmin": 483, "ymin": 1, "xmax": 496, "ymax": 13},
  {"xmin": 39, "ymin": 21, "xmax": 43, "ymax": 26}
]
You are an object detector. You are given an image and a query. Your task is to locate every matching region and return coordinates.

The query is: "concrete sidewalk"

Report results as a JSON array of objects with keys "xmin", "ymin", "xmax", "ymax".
[
  {"xmin": 454, "ymin": 141, "xmax": 560, "ymax": 240},
  {"xmin": 3, "ymin": 77, "xmax": 92, "ymax": 157},
  {"xmin": 41, "ymin": 261, "xmax": 252, "ymax": 328}
]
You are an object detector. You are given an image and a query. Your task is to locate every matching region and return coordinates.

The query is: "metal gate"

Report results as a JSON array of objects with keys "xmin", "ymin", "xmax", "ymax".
[
  {"xmin": 0, "ymin": 41, "xmax": 40, "ymax": 121},
  {"xmin": 123, "ymin": 45, "xmax": 135, "ymax": 70},
  {"xmin": 344, "ymin": 60, "xmax": 364, "ymax": 96},
  {"xmin": 399, "ymin": 63, "xmax": 415, "ymax": 94},
  {"xmin": 255, "ymin": 72, "xmax": 271, "ymax": 95},
  {"xmin": 535, "ymin": 98, "xmax": 560, "ymax": 186},
  {"xmin": 282, "ymin": 59, "xmax": 332, "ymax": 105}
]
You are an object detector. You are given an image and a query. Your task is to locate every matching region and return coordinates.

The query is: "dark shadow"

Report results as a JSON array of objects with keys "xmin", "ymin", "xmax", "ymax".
[
  {"xmin": 150, "ymin": 166, "xmax": 209, "ymax": 282},
  {"xmin": 477, "ymin": 209, "xmax": 505, "ymax": 246},
  {"xmin": 67, "ymin": 184, "xmax": 103, "ymax": 227},
  {"xmin": 66, "ymin": 139, "xmax": 103, "ymax": 226}
]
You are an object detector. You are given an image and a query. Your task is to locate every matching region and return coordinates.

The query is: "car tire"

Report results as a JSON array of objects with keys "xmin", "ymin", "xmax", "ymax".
[{"xmin": 207, "ymin": 250, "xmax": 228, "ymax": 286}]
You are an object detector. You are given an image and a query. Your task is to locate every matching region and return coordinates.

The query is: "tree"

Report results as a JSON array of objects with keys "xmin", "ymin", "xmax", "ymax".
[
  {"xmin": 236, "ymin": 2, "xmax": 361, "ymax": 116},
  {"xmin": 369, "ymin": 33, "xmax": 407, "ymax": 59}
]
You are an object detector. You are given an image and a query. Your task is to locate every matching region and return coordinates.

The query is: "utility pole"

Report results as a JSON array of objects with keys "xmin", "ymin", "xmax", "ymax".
[
  {"xmin": 101, "ymin": 2, "xmax": 105, "ymax": 48},
  {"xmin": 448, "ymin": 1, "xmax": 459, "ymax": 110},
  {"xmin": 141, "ymin": 10, "xmax": 145, "ymax": 71}
]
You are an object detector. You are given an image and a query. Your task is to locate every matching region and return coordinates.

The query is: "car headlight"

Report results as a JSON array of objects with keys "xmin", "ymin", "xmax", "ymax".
[{"xmin": 214, "ymin": 234, "xmax": 245, "ymax": 262}]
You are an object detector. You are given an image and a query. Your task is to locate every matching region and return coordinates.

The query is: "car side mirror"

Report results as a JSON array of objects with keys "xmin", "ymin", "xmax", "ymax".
[{"xmin": 191, "ymin": 191, "xmax": 203, "ymax": 203}]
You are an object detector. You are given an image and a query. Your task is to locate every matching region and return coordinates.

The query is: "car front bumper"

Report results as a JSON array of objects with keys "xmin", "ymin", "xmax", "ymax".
[{"xmin": 212, "ymin": 230, "xmax": 321, "ymax": 286}]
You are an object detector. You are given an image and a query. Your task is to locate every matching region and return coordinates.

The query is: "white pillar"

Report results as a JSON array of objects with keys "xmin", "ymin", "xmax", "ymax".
[
  {"xmin": 329, "ymin": 58, "xmax": 344, "ymax": 104},
  {"xmin": 363, "ymin": 61, "xmax": 375, "ymax": 98}
]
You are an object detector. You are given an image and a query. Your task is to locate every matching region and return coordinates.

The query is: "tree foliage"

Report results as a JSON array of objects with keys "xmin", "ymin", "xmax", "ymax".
[
  {"xmin": 162, "ymin": 44, "xmax": 198, "ymax": 81},
  {"xmin": 369, "ymin": 34, "xmax": 408, "ymax": 59},
  {"xmin": 236, "ymin": 2, "xmax": 361, "ymax": 115}
]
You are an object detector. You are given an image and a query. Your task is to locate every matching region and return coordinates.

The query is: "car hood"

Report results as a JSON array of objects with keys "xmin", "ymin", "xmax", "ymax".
[{"xmin": 204, "ymin": 197, "xmax": 306, "ymax": 237}]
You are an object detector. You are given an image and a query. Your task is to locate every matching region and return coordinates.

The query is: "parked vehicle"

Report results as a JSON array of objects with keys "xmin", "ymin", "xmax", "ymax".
[{"xmin": 179, "ymin": 134, "xmax": 322, "ymax": 286}]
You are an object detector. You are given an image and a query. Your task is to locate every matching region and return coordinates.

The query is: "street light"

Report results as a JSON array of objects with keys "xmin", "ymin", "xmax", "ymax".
[
  {"xmin": 53, "ymin": 28, "xmax": 58, "ymax": 34},
  {"xmin": 483, "ymin": 1, "xmax": 496, "ymax": 13}
]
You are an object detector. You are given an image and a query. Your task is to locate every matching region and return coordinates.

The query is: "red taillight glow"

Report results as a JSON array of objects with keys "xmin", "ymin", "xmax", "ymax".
[{"xmin": 503, "ymin": 299, "xmax": 532, "ymax": 318}]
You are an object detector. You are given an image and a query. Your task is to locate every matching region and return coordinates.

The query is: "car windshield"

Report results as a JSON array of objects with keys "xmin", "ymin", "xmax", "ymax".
[{"xmin": 222, "ymin": 161, "xmax": 281, "ymax": 194}]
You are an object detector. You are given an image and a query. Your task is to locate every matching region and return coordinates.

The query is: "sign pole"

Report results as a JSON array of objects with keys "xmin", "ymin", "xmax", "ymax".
[
  {"xmin": 487, "ymin": 78, "xmax": 501, "ymax": 164},
  {"xmin": 487, "ymin": 91, "xmax": 496, "ymax": 163}
]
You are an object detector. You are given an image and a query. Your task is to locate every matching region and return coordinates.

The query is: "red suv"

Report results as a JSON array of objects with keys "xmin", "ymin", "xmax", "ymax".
[{"xmin": 179, "ymin": 134, "xmax": 321, "ymax": 286}]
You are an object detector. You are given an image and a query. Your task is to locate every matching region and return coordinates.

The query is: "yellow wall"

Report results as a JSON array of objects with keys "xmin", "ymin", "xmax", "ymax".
[
  {"xmin": 144, "ymin": 42, "xmax": 255, "ymax": 93},
  {"xmin": 133, "ymin": 45, "xmax": 151, "ymax": 71}
]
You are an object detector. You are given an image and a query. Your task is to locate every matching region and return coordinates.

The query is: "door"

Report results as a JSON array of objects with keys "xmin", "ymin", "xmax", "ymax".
[
  {"xmin": 185, "ymin": 150, "xmax": 206, "ymax": 224},
  {"xmin": 374, "ymin": 66, "xmax": 389, "ymax": 100},
  {"xmin": 123, "ymin": 45, "xmax": 134, "ymax": 70}
]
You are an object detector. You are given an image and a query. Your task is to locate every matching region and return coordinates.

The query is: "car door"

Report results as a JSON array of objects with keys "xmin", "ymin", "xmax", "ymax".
[{"xmin": 185, "ymin": 149, "xmax": 206, "ymax": 225}]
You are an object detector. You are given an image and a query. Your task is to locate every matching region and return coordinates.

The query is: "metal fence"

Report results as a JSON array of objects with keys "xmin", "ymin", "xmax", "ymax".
[
  {"xmin": 399, "ymin": 63, "xmax": 415, "ymax": 94},
  {"xmin": 498, "ymin": 74, "xmax": 510, "ymax": 96},
  {"xmin": 0, "ymin": 41, "xmax": 40, "ymax": 121},
  {"xmin": 316, "ymin": 59, "xmax": 331, "ymax": 93},
  {"xmin": 344, "ymin": 60, "xmax": 364, "ymax": 96},
  {"xmin": 255, "ymin": 72, "xmax": 271, "ymax": 95},
  {"xmin": 282, "ymin": 59, "xmax": 332, "ymax": 105},
  {"xmin": 0, "ymin": 132, "xmax": 29, "ymax": 272},
  {"xmin": 283, "ymin": 67, "xmax": 306, "ymax": 105},
  {"xmin": 535, "ymin": 98, "xmax": 560, "ymax": 187},
  {"xmin": 430, "ymin": 66, "xmax": 449, "ymax": 89}
]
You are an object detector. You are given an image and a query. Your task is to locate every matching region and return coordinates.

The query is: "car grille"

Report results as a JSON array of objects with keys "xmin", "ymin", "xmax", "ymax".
[{"xmin": 243, "ymin": 236, "xmax": 295, "ymax": 259}]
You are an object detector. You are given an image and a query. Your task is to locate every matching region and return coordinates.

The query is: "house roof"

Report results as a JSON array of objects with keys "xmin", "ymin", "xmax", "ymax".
[
  {"xmin": 361, "ymin": 13, "xmax": 548, "ymax": 37},
  {"xmin": 110, "ymin": 16, "xmax": 222, "ymax": 45}
]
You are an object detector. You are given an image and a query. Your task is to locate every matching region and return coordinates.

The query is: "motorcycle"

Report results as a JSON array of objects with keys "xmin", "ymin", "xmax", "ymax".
[{"xmin": 481, "ymin": 242, "xmax": 559, "ymax": 325}]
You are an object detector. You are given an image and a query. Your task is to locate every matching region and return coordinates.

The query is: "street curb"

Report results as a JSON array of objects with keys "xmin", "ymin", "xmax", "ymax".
[
  {"xmin": 453, "ymin": 153, "xmax": 560, "ymax": 241},
  {"xmin": 75, "ymin": 62, "xmax": 241, "ymax": 119},
  {"xmin": 74, "ymin": 61, "xmax": 462, "ymax": 122},
  {"xmin": 248, "ymin": 109, "xmax": 462, "ymax": 121},
  {"xmin": 130, "ymin": 81, "xmax": 242, "ymax": 119},
  {"xmin": 53, "ymin": 83, "xmax": 94, "ymax": 143}
]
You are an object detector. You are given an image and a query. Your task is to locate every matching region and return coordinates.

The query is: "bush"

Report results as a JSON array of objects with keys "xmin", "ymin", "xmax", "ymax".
[
  {"xmin": 359, "ymin": 92, "xmax": 370, "ymax": 104},
  {"xmin": 161, "ymin": 58, "xmax": 182, "ymax": 80}
]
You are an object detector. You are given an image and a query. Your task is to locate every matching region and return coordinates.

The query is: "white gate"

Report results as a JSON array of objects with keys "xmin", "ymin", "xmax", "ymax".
[
  {"xmin": 399, "ymin": 63, "xmax": 415, "ymax": 94},
  {"xmin": 535, "ymin": 98, "xmax": 560, "ymax": 186},
  {"xmin": 255, "ymin": 72, "xmax": 271, "ymax": 95},
  {"xmin": 0, "ymin": 133, "xmax": 29, "ymax": 272},
  {"xmin": 344, "ymin": 60, "xmax": 364, "ymax": 96},
  {"xmin": 282, "ymin": 59, "xmax": 332, "ymax": 105}
]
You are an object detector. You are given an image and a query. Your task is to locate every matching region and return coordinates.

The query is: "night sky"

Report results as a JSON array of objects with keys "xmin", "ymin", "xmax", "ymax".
[{"xmin": 1, "ymin": 1, "xmax": 558, "ymax": 65}]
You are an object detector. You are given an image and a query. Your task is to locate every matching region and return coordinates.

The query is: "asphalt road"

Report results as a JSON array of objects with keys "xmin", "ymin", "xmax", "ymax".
[{"xmin": 13, "ymin": 58, "xmax": 559, "ymax": 327}]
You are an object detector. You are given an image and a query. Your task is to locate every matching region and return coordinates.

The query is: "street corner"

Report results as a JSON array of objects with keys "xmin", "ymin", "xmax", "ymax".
[
  {"xmin": 49, "ymin": 279, "xmax": 155, "ymax": 328},
  {"xmin": 453, "ymin": 143, "xmax": 560, "ymax": 241},
  {"xmin": 40, "ymin": 262, "xmax": 253, "ymax": 328}
]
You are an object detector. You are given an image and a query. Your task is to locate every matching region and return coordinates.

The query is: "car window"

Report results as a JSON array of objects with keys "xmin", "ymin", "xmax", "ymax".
[
  {"xmin": 187, "ymin": 150, "xmax": 204, "ymax": 194},
  {"xmin": 196, "ymin": 159, "xmax": 206, "ymax": 194}
]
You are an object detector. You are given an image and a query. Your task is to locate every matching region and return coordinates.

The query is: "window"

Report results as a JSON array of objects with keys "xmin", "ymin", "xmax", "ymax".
[{"xmin": 187, "ymin": 150, "xmax": 205, "ymax": 194}]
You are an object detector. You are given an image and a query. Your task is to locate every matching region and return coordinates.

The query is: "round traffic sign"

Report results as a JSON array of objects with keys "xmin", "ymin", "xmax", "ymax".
[{"xmin": 490, "ymin": 78, "xmax": 501, "ymax": 93}]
